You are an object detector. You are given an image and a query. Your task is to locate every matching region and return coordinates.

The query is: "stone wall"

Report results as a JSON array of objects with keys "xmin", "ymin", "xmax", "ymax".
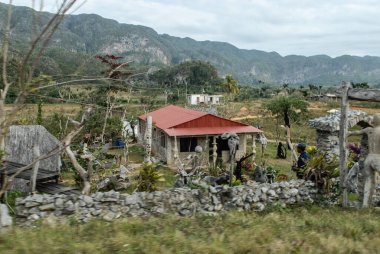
[
  {"xmin": 316, "ymin": 130, "xmax": 339, "ymax": 161},
  {"xmin": 16, "ymin": 180, "xmax": 317, "ymax": 223},
  {"xmin": 308, "ymin": 110, "xmax": 373, "ymax": 161}
]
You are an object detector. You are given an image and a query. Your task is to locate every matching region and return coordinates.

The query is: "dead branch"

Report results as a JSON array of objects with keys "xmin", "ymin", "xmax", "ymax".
[
  {"xmin": 63, "ymin": 107, "xmax": 93, "ymax": 195},
  {"xmin": 0, "ymin": 107, "xmax": 92, "ymax": 196},
  {"xmin": 0, "ymin": 1, "xmax": 83, "ymax": 149},
  {"xmin": 108, "ymin": 61, "xmax": 134, "ymax": 78}
]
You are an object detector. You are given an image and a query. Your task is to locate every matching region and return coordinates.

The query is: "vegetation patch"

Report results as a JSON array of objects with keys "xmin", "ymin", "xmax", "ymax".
[{"xmin": 3, "ymin": 206, "xmax": 380, "ymax": 253}]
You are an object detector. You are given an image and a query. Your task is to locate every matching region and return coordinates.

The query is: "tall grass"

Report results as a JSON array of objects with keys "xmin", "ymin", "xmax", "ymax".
[{"xmin": 2, "ymin": 206, "xmax": 380, "ymax": 253}]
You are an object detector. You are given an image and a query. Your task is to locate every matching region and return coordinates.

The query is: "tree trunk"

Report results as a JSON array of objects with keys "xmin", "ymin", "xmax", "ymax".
[
  {"xmin": 0, "ymin": 98, "xmax": 6, "ymax": 151},
  {"xmin": 286, "ymin": 126, "xmax": 298, "ymax": 179},
  {"xmin": 82, "ymin": 181, "xmax": 91, "ymax": 196},
  {"xmin": 101, "ymin": 99, "xmax": 113, "ymax": 144},
  {"xmin": 64, "ymin": 126, "xmax": 92, "ymax": 195},
  {"xmin": 286, "ymin": 126, "xmax": 298, "ymax": 162},
  {"xmin": 65, "ymin": 144, "xmax": 91, "ymax": 195}
]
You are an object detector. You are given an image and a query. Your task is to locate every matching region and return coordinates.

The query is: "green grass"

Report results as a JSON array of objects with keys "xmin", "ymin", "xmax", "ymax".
[
  {"xmin": 248, "ymin": 141, "xmax": 292, "ymax": 176},
  {"xmin": 157, "ymin": 166, "xmax": 177, "ymax": 190},
  {"xmin": 3, "ymin": 206, "xmax": 380, "ymax": 253},
  {"xmin": 128, "ymin": 145, "xmax": 145, "ymax": 163}
]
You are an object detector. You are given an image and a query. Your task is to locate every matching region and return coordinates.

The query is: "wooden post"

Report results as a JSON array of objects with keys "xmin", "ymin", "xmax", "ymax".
[
  {"xmin": 229, "ymin": 159, "xmax": 234, "ymax": 187},
  {"xmin": 212, "ymin": 136, "xmax": 217, "ymax": 168},
  {"xmin": 286, "ymin": 126, "xmax": 298, "ymax": 179},
  {"xmin": 205, "ymin": 135, "xmax": 210, "ymax": 167},
  {"xmin": 144, "ymin": 115, "xmax": 152, "ymax": 163},
  {"xmin": 174, "ymin": 136, "xmax": 179, "ymax": 159},
  {"xmin": 30, "ymin": 145, "xmax": 40, "ymax": 194},
  {"xmin": 251, "ymin": 135, "xmax": 256, "ymax": 164},
  {"xmin": 339, "ymin": 81, "xmax": 351, "ymax": 208},
  {"xmin": 286, "ymin": 126, "xmax": 298, "ymax": 163},
  {"xmin": 101, "ymin": 95, "xmax": 112, "ymax": 144}
]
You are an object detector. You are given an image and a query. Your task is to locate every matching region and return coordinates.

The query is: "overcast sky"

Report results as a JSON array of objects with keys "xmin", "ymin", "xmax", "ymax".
[{"xmin": 2, "ymin": 0, "xmax": 380, "ymax": 57}]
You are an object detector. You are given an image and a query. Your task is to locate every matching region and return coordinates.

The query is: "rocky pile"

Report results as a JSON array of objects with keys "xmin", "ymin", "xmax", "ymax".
[{"xmin": 16, "ymin": 180, "xmax": 317, "ymax": 223}]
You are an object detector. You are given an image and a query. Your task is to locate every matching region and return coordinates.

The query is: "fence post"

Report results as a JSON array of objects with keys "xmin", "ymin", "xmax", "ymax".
[{"xmin": 339, "ymin": 81, "xmax": 351, "ymax": 207}]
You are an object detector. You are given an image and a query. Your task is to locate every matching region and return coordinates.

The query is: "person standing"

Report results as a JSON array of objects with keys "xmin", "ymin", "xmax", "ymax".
[{"xmin": 292, "ymin": 143, "xmax": 310, "ymax": 179}]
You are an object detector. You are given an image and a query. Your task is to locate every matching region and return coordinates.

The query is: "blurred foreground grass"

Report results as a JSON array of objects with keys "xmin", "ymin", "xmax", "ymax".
[{"xmin": 2, "ymin": 206, "xmax": 380, "ymax": 253}]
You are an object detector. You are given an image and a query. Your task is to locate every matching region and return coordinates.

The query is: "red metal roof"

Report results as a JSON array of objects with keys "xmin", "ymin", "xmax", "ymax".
[
  {"xmin": 139, "ymin": 105, "xmax": 207, "ymax": 129},
  {"xmin": 139, "ymin": 105, "xmax": 262, "ymax": 136}
]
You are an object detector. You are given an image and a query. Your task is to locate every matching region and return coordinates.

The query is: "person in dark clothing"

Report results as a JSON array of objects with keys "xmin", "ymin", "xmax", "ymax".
[
  {"xmin": 293, "ymin": 143, "xmax": 310, "ymax": 179},
  {"xmin": 234, "ymin": 153, "xmax": 254, "ymax": 181},
  {"xmin": 277, "ymin": 142, "xmax": 287, "ymax": 159}
]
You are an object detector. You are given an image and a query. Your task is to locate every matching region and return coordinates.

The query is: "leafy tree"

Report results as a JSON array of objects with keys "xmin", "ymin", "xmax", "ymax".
[
  {"xmin": 266, "ymin": 96, "xmax": 309, "ymax": 162},
  {"xmin": 266, "ymin": 96, "xmax": 309, "ymax": 128},
  {"xmin": 43, "ymin": 112, "xmax": 68, "ymax": 139},
  {"xmin": 308, "ymin": 84, "xmax": 317, "ymax": 92},
  {"xmin": 149, "ymin": 60, "xmax": 223, "ymax": 93},
  {"xmin": 83, "ymin": 111, "xmax": 123, "ymax": 141},
  {"xmin": 352, "ymin": 82, "xmax": 369, "ymax": 89}
]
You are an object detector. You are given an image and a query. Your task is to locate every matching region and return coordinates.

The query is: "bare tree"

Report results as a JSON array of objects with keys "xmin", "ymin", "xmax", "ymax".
[
  {"xmin": 0, "ymin": 1, "xmax": 143, "ymax": 196},
  {"xmin": 0, "ymin": 1, "xmax": 84, "ymax": 197},
  {"xmin": 1, "ymin": 0, "xmax": 81, "ymax": 150}
]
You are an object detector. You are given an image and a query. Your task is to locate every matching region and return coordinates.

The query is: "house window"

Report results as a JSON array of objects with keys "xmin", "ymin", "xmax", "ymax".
[
  {"xmin": 180, "ymin": 137, "xmax": 197, "ymax": 152},
  {"xmin": 160, "ymin": 132, "xmax": 166, "ymax": 148}
]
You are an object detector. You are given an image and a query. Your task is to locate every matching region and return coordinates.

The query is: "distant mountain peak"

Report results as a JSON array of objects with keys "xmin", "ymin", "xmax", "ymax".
[{"xmin": 1, "ymin": 2, "xmax": 380, "ymax": 85}]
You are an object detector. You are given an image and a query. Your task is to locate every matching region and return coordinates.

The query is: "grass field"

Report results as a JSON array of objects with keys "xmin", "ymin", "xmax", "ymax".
[{"xmin": 3, "ymin": 205, "xmax": 380, "ymax": 253}]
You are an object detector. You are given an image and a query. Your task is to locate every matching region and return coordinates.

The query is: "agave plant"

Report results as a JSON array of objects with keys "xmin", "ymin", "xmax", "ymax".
[
  {"xmin": 137, "ymin": 163, "xmax": 165, "ymax": 192},
  {"xmin": 303, "ymin": 153, "xmax": 339, "ymax": 192}
]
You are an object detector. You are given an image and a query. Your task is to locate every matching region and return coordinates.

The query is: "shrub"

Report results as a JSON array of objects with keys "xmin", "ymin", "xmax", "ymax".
[
  {"xmin": 303, "ymin": 153, "xmax": 339, "ymax": 192},
  {"xmin": 137, "ymin": 163, "xmax": 165, "ymax": 192}
]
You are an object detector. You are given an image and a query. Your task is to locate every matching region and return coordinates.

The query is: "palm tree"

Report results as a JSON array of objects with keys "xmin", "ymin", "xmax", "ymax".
[{"xmin": 224, "ymin": 74, "xmax": 239, "ymax": 95}]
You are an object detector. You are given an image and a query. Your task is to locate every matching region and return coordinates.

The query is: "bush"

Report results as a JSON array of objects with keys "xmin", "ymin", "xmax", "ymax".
[
  {"xmin": 137, "ymin": 163, "xmax": 165, "ymax": 192},
  {"xmin": 3, "ymin": 190, "xmax": 27, "ymax": 215}
]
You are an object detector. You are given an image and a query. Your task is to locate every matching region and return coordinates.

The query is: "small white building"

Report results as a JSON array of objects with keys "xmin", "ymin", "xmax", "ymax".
[{"xmin": 187, "ymin": 94, "xmax": 223, "ymax": 105}]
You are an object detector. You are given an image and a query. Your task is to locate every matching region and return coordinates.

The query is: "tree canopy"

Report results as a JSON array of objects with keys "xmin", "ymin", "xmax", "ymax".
[
  {"xmin": 149, "ymin": 60, "xmax": 223, "ymax": 93},
  {"xmin": 223, "ymin": 74, "xmax": 239, "ymax": 95},
  {"xmin": 265, "ymin": 96, "xmax": 309, "ymax": 127}
]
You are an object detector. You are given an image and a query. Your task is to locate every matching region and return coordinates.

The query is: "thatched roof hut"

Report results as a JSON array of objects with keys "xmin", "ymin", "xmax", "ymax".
[{"xmin": 5, "ymin": 125, "xmax": 62, "ymax": 172}]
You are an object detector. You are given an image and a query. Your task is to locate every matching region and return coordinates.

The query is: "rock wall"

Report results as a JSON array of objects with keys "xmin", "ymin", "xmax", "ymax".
[{"xmin": 16, "ymin": 180, "xmax": 317, "ymax": 223}]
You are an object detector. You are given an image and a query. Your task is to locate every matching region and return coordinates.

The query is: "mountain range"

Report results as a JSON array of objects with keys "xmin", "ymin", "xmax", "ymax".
[{"xmin": 1, "ymin": 2, "xmax": 380, "ymax": 85}]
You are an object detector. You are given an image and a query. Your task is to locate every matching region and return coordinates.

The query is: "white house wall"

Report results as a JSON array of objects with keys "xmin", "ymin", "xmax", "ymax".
[{"xmin": 187, "ymin": 95, "xmax": 222, "ymax": 105}]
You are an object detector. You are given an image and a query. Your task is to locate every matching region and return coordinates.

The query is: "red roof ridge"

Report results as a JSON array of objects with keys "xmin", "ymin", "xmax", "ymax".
[{"xmin": 139, "ymin": 105, "xmax": 262, "ymax": 136}]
